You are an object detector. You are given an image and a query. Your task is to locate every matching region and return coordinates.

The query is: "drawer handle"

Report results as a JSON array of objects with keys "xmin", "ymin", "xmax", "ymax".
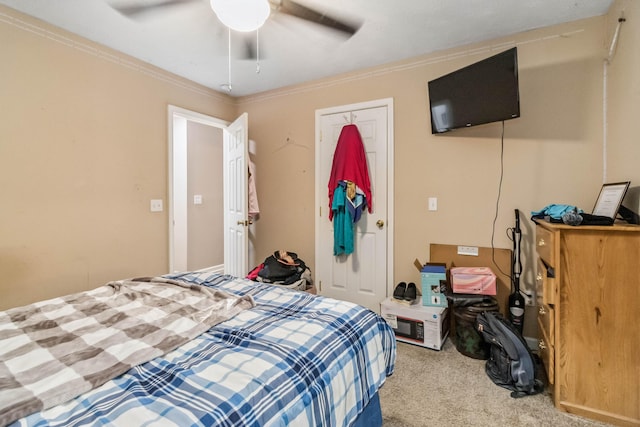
[
  {"xmin": 539, "ymin": 306, "xmax": 546, "ymax": 315},
  {"xmin": 538, "ymin": 340, "xmax": 547, "ymax": 350},
  {"xmin": 538, "ymin": 238, "xmax": 546, "ymax": 247}
]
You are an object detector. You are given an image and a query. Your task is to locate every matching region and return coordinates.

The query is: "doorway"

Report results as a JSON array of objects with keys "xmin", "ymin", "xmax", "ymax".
[
  {"xmin": 315, "ymin": 98, "xmax": 394, "ymax": 312},
  {"xmin": 168, "ymin": 106, "xmax": 249, "ymax": 276}
]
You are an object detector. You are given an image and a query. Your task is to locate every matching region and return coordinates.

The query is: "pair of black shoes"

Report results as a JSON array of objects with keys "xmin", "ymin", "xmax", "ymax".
[{"xmin": 393, "ymin": 282, "xmax": 417, "ymax": 302}]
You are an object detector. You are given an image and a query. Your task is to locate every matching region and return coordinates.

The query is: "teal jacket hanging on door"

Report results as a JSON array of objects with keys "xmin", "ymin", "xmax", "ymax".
[{"xmin": 332, "ymin": 182, "xmax": 353, "ymax": 255}]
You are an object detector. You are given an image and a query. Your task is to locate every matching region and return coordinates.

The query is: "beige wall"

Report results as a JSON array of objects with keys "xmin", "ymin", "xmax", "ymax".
[
  {"xmin": 187, "ymin": 122, "xmax": 224, "ymax": 271},
  {"xmin": 0, "ymin": 6, "xmax": 236, "ymax": 309},
  {"xmin": 240, "ymin": 16, "xmax": 613, "ymax": 292},
  {"xmin": 3, "ymin": 1, "xmax": 639, "ymax": 320},
  {"xmin": 606, "ymin": 0, "xmax": 640, "ymax": 183}
]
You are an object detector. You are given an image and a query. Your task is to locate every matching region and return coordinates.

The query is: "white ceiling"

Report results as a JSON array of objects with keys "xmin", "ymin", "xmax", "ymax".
[{"xmin": 1, "ymin": 0, "xmax": 613, "ymax": 97}]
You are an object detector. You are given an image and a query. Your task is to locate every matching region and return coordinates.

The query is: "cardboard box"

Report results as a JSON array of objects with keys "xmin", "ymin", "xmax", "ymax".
[
  {"xmin": 380, "ymin": 297, "xmax": 450, "ymax": 350},
  {"xmin": 414, "ymin": 259, "xmax": 448, "ymax": 307},
  {"xmin": 450, "ymin": 266, "xmax": 497, "ymax": 295}
]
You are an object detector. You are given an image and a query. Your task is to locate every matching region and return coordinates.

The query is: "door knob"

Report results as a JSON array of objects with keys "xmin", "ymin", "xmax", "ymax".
[{"xmin": 376, "ymin": 220, "xmax": 384, "ymax": 228}]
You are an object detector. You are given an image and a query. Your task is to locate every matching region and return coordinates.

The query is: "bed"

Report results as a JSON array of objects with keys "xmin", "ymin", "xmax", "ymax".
[{"xmin": 1, "ymin": 270, "xmax": 396, "ymax": 427}]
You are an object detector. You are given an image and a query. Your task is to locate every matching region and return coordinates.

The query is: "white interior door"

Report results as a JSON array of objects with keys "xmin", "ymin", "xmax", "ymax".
[
  {"xmin": 223, "ymin": 113, "xmax": 249, "ymax": 277},
  {"xmin": 315, "ymin": 99, "xmax": 394, "ymax": 312}
]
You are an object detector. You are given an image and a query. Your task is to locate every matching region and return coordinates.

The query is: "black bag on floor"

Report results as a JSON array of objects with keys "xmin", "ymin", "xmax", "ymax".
[
  {"xmin": 476, "ymin": 311, "xmax": 544, "ymax": 398},
  {"xmin": 257, "ymin": 250, "xmax": 308, "ymax": 285}
]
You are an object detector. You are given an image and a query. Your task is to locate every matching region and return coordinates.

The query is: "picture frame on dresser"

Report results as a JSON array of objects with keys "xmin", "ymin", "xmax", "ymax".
[{"xmin": 591, "ymin": 181, "xmax": 630, "ymax": 219}]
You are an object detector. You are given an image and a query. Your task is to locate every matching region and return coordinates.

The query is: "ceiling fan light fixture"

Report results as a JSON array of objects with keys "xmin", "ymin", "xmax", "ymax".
[{"xmin": 210, "ymin": 0, "xmax": 270, "ymax": 32}]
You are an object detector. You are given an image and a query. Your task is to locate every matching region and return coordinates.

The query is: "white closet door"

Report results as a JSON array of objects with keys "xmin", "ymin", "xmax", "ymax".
[{"xmin": 316, "ymin": 100, "xmax": 393, "ymax": 312}]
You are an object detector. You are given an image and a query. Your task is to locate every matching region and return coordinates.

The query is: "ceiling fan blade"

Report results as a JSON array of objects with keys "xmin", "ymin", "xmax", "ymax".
[
  {"xmin": 275, "ymin": 0, "xmax": 362, "ymax": 36},
  {"xmin": 111, "ymin": 0, "xmax": 199, "ymax": 18}
]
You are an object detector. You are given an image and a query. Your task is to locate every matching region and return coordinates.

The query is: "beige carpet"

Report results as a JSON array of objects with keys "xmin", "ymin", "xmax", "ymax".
[{"xmin": 379, "ymin": 339, "xmax": 612, "ymax": 427}]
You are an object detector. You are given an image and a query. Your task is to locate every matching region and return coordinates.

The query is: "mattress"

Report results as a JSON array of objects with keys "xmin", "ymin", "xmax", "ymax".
[{"xmin": 6, "ymin": 271, "xmax": 396, "ymax": 426}]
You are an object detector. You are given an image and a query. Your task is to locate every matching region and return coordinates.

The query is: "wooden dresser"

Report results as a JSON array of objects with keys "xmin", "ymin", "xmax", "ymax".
[{"xmin": 534, "ymin": 220, "xmax": 640, "ymax": 426}]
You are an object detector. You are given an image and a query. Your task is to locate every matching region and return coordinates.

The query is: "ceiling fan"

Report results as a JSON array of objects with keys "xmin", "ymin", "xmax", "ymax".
[
  {"xmin": 109, "ymin": 0, "xmax": 362, "ymax": 42},
  {"xmin": 109, "ymin": 0, "xmax": 362, "ymax": 91}
]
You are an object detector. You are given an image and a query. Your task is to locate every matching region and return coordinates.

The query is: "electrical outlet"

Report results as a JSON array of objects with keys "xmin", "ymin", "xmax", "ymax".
[
  {"xmin": 523, "ymin": 288, "xmax": 536, "ymax": 306},
  {"xmin": 457, "ymin": 245, "xmax": 479, "ymax": 256}
]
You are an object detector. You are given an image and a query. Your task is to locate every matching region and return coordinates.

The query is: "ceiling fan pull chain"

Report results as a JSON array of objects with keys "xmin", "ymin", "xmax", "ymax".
[
  {"xmin": 256, "ymin": 29, "xmax": 261, "ymax": 74},
  {"xmin": 226, "ymin": 27, "xmax": 233, "ymax": 91}
]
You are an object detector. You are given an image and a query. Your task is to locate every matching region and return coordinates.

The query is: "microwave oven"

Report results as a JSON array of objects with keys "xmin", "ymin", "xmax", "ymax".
[
  {"xmin": 394, "ymin": 315, "xmax": 425, "ymax": 341},
  {"xmin": 380, "ymin": 298, "xmax": 449, "ymax": 350}
]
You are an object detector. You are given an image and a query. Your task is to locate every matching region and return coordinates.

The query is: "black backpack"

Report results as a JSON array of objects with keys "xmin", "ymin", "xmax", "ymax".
[{"xmin": 475, "ymin": 311, "xmax": 544, "ymax": 398}]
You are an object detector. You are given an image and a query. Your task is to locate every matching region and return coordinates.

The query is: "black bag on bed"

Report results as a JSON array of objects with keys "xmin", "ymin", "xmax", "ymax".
[{"xmin": 475, "ymin": 311, "xmax": 544, "ymax": 398}]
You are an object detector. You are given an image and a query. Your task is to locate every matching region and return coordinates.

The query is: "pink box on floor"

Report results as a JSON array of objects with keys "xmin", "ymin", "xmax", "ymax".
[{"xmin": 450, "ymin": 267, "xmax": 496, "ymax": 295}]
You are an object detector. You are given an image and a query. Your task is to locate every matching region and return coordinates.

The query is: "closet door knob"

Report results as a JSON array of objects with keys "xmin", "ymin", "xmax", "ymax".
[{"xmin": 376, "ymin": 220, "xmax": 384, "ymax": 228}]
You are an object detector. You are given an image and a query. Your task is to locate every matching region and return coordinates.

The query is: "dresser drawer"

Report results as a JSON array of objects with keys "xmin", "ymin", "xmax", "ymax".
[
  {"xmin": 536, "ymin": 257, "xmax": 556, "ymax": 306},
  {"xmin": 535, "ymin": 225, "xmax": 555, "ymax": 267},
  {"xmin": 537, "ymin": 303, "xmax": 554, "ymax": 346},
  {"xmin": 538, "ymin": 310, "xmax": 556, "ymax": 384},
  {"xmin": 537, "ymin": 316, "xmax": 555, "ymax": 385}
]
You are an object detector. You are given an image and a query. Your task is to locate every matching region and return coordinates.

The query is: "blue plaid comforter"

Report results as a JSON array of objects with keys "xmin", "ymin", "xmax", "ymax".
[{"xmin": 12, "ymin": 272, "xmax": 396, "ymax": 427}]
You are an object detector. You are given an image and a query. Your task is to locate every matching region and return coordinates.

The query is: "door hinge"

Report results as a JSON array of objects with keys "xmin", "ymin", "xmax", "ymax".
[
  {"xmin": 319, "ymin": 206, "xmax": 322, "ymax": 217},
  {"xmin": 318, "ymin": 280, "xmax": 322, "ymax": 292}
]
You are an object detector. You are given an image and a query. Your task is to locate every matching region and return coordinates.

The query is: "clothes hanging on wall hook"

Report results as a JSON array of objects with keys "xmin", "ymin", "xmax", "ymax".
[{"xmin": 248, "ymin": 157, "xmax": 260, "ymax": 220}]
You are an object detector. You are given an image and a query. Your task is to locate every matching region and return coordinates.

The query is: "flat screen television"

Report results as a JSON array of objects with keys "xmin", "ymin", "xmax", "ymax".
[{"xmin": 428, "ymin": 47, "xmax": 520, "ymax": 134}]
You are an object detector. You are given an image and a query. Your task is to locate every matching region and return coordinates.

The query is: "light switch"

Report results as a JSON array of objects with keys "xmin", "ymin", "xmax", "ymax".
[
  {"xmin": 150, "ymin": 199, "xmax": 163, "ymax": 212},
  {"xmin": 428, "ymin": 197, "xmax": 438, "ymax": 211},
  {"xmin": 194, "ymin": 194, "xmax": 203, "ymax": 205}
]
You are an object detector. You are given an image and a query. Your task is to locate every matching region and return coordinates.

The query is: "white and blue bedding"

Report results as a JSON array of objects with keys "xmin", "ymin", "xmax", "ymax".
[{"xmin": 8, "ymin": 271, "xmax": 396, "ymax": 427}]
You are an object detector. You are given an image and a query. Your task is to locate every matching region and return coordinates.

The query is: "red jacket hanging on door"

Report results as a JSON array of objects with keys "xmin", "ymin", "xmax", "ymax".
[{"xmin": 328, "ymin": 124, "xmax": 372, "ymax": 220}]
